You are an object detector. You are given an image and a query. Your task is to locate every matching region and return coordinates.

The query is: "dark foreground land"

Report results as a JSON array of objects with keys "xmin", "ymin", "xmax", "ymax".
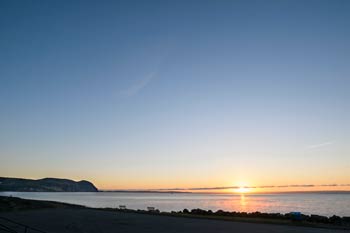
[{"xmin": 0, "ymin": 197, "xmax": 349, "ymax": 233}]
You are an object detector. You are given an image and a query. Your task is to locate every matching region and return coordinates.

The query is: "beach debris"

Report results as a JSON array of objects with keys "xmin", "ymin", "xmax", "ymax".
[{"xmin": 289, "ymin": 212, "xmax": 302, "ymax": 221}]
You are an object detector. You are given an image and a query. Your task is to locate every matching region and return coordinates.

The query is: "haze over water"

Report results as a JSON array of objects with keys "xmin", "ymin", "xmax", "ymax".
[{"xmin": 1, "ymin": 192, "xmax": 350, "ymax": 217}]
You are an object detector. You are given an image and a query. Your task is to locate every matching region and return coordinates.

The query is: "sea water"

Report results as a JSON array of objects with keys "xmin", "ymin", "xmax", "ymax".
[{"xmin": 1, "ymin": 192, "xmax": 349, "ymax": 217}]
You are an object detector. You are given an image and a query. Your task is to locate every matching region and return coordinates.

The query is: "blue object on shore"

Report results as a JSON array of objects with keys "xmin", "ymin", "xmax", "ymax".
[{"xmin": 290, "ymin": 212, "xmax": 302, "ymax": 220}]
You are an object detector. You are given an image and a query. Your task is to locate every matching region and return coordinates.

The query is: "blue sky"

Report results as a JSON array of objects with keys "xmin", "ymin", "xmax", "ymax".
[{"xmin": 0, "ymin": 0, "xmax": 349, "ymax": 189}]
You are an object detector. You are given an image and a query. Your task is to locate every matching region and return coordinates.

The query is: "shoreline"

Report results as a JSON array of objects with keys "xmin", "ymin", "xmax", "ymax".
[
  {"xmin": 1, "ymin": 191, "xmax": 350, "ymax": 217},
  {"xmin": 1, "ymin": 196, "xmax": 349, "ymax": 231}
]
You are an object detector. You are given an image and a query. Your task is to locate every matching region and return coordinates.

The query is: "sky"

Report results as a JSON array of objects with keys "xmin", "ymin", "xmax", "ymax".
[{"xmin": 0, "ymin": 0, "xmax": 349, "ymax": 192}]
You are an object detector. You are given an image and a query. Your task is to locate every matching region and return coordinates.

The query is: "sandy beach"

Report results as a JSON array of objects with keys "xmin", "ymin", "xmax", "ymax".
[{"xmin": 1, "ymin": 208, "xmax": 349, "ymax": 233}]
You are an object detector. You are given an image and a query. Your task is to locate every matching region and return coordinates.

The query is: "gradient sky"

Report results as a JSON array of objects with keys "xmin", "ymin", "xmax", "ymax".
[{"xmin": 0, "ymin": 0, "xmax": 349, "ymax": 191}]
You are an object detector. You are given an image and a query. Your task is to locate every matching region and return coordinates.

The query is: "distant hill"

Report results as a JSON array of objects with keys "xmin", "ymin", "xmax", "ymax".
[{"xmin": 0, "ymin": 177, "xmax": 98, "ymax": 192}]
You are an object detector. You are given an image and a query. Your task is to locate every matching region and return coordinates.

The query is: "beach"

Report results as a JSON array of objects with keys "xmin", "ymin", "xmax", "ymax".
[
  {"xmin": 1, "ymin": 197, "xmax": 349, "ymax": 233},
  {"xmin": 2, "ymin": 191, "xmax": 350, "ymax": 217},
  {"xmin": 1, "ymin": 208, "xmax": 349, "ymax": 233}
]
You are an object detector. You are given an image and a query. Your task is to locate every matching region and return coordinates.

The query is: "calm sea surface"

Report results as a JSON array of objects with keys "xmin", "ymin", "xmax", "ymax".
[{"xmin": 1, "ymin": 192, "xmax": 349, "ymax": 217}]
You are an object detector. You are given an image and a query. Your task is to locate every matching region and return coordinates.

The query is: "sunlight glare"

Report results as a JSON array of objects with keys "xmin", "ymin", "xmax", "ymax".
[{"xmin": 236, "ymin": 186, "xmax": 250, "ymax": 193}]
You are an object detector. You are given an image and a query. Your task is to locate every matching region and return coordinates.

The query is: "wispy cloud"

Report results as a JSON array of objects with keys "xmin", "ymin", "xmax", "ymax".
[
  {"xmin": 306, "ymin": 141, "xmax": 334, "ymax": 150},
  {"xmin": 120, "ymin": 71, "xmax": 157, "ymax": 97}
]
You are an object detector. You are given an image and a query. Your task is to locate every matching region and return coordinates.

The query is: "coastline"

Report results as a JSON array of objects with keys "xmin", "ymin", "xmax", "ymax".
[
  {"xmin": 1, "ymin": 191, "xmax": 350, "ymax": 217},
  {"xmin": 1, "ymin": 196, "xmax": 349, "ymax": 232}
]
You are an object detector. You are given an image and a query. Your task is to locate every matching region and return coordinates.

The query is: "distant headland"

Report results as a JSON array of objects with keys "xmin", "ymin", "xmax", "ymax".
[{"xmin": 0, "ymin": 177, "xmax": 98, "ymax": 192}]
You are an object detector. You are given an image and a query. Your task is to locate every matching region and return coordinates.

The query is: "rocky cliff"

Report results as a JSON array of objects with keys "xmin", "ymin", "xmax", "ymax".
[{"xmin": 0, "ymin": 177, "xmax": 98, "ymax": 192}]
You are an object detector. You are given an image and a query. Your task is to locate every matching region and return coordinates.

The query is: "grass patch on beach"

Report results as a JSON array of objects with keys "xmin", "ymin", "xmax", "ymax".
[{"xmin": 0, "ymin": 196, "xmax": 84, "ymax": 212}]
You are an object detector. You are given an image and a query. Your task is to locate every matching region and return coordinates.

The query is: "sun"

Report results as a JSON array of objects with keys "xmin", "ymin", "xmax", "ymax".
[{"xmin": 236, "ymin": 186, "xmax": 250, "ymax": 193}]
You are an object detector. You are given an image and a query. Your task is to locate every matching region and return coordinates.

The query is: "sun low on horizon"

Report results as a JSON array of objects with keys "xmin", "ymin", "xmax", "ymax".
[
  {"xmin": 230, "ymin": 182, "xmax": 253, "ymax": 194},
  {"xmin": 234, "ymin": 187, "xmax": 251, "ymax": 194}
]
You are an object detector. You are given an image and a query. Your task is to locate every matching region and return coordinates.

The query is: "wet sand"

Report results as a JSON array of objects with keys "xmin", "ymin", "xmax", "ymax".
[{"xmin": 0, "ymin": 208, "xmax": 348, "ymax": 233}]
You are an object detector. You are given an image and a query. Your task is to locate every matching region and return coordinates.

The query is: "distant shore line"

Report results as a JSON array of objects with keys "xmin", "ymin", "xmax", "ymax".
[
  {"xmin": 2, "ymin": 190, "xmax": 350, "ymax": 194},
  {"xmin": 99, "ymin": 190, "xmax": 350, "ymax": 194}
]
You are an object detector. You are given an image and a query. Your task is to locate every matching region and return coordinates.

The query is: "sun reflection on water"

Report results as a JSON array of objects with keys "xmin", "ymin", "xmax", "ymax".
[{"xmin": 240, "ymin": 194, "xmax": 247, "ymax": 211}]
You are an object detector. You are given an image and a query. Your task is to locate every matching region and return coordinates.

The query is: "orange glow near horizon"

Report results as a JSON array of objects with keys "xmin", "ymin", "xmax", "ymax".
[
  {"xmin": 230, "ymin": 181, "xmax": 252, "ymax": 194},
  {"xmin": 94, "ymin": 179, "xmax": 350, "ymax": 193},
  {"xmin": 22, "ymin": 175, "xmax": 349, "ymax": 193},
  {"xmin": 235, "ymin": 186, "xmax": 251, "ymax": 194}
]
